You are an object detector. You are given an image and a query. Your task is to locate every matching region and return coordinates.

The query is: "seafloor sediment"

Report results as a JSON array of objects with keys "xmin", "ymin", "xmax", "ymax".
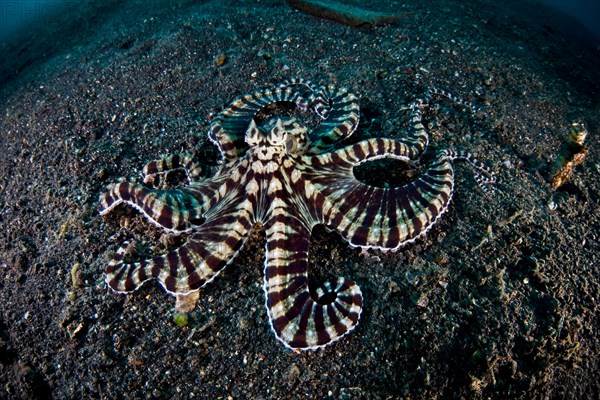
[{"xmin": 0, "ymin": 0, "xmax": 598, "ymax": 398}]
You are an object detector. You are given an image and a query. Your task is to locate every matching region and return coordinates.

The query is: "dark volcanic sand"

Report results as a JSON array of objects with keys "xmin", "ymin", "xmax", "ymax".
[{"xmin": 1, "ymin": 0, "xmax": 599, "ymax": 398}]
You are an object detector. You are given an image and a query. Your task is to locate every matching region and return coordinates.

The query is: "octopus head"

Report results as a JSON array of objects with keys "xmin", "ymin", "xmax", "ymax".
[{"xmin": 245, "ymin": 118, "xmax": 310, "ymax": 161}]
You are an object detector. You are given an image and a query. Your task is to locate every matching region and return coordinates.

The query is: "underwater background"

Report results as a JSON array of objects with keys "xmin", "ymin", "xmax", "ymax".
[
  {"xmin": 0, "ymin": 0, "xmax": 599, "ymax": 399},
  {"xmin": 1, "ymin": 1, "xmax": 599, "ymax": 42}
]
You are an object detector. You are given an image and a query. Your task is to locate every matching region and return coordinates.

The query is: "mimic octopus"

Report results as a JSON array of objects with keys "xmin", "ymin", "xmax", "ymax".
[{"xmin": 99, "ymin": 78, "xmax": 495, "ymax": 350}]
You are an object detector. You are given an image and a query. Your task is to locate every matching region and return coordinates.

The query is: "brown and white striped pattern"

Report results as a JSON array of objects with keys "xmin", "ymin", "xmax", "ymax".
[
  {"xmin": 100, "ymin": 182, "xmax": 204, "ymax": 234},
  {"xmin": 106, "ymin": 193, "xmax": 255, "ymax": 294},
  {"xmin": 400, "ymin": 99, "xmax": 429, "ymax": 157},
  {"xmin": 280, "ymin": 78, "xmax": 360, "ymax": 154},
  {"xmin": 142, "ymin": 153, "xmax": 203, "ymax": 185},
  {"xmin": 100, "ymin": 79, "xmax": 494, "ymax": 350},
  {"xmin": 209, "ymin": 86, "xmax": 307, "ymax": 160},
  {"xmin": 306, "ymin": 140, "xmax": 455, "ymax": 250},
  {"xmin": 306, "ymin": 84, "xmax": 360, "ymax": 154},
  {"xmin": 258, "ymin": 157, "xmax": 365, "ymax": 349}
]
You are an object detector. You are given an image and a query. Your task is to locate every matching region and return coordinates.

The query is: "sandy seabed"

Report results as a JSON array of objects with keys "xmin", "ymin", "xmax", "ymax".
[{"xmin": 0, "ymin": 0, "xmax": 598, "ymax": 398}]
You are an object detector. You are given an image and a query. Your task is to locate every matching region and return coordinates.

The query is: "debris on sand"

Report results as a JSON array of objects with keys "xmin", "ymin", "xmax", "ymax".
[
  {"xmin": 287, "ymin": 0, "xmax": 410, "ymax": 27},
  {"xmin": 548, "ymin": 122, "xmax": 589, "ymax": 189},
  {"xmin": 175, "ymin": 291, "xmax": 200, "ymax": 313}
]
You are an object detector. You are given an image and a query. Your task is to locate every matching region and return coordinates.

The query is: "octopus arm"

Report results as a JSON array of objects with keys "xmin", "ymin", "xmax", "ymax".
[
  {"xmin": 306, "ymin": 139, "xmax": 455, "ymax": 251},
  {"xmin": 142, "ymin": 152, "xmax": 203, "ymax": 185},
  {"xmin": 262, "ymin": 206, "xmax": 362, "ymax": 350},
  {"xmin": 105, "ymin": 193, "xmax": 254, "ymax": 295},
  {"xmin": 305, "ymin": 84, "xmax": 361, "ymax": 155},
  {"xmin": 99, "ymin": 170, "xmax": 230, "ymax": 234},
  {"xmin": 99, "ymin": 182, "xmax": 204, "ymax": 234}
]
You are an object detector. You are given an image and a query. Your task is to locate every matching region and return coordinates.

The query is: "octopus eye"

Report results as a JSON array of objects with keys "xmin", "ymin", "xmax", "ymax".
[
  {"xmin": 286, "ymin": 135, "xmax": 299, "ymax": 153},
  {"xmin": 284, "ymin": 125, "xmax": 308, "ymax": 155},
  {"xmin": 285, "ymin": 133, "xmax": 310, "ymax": 155}
]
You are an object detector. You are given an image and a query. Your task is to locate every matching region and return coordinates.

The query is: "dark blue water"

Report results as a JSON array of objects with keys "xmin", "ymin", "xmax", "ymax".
[
  {"xmin": 0, "ymin": 0, "xmax": 69, "ymax": 43},
  {"xmin": 1, "ymin": 0, "xmax": 599, "ymax": 44},
  {"xmin": 540, "ymin": 0, "xmax": 600, "ymax": 40}
]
